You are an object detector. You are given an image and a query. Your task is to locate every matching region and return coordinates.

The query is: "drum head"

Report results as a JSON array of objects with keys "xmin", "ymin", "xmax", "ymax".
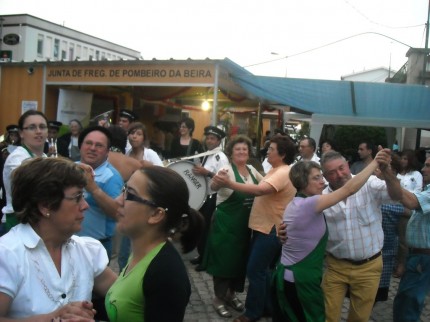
[{"xmin": 167, "ymin": 160, "xmax": 208, "ymax": 209}]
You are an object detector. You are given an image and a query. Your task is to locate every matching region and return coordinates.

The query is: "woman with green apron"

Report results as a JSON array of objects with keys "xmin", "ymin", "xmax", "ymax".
[
  {"xmin": 273, "ymin": 158, "xmax": 380, "ymax": 321},
  {"xmin": 202, "ymin": 135, "xmax": 263, "ymax": 318}
]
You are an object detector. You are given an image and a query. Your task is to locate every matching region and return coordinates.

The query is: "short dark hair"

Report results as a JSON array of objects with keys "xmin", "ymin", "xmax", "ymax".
[
  {"xmin": 18, "ymin": 110, "xmax": 48, "ymax": 130},
  {"xmin": 179, "ymin": 117, "xmax": 195, "ymax": 136},
  {"xmin": 224, "ymin": 135, "xmax": 253, "ymax": 160},
  {"xmin": 107, "ymin": 125, "xmax": 127, "ymax": 154},
  {"xmin": 270, "ymin": 136, "xmax": 296, "ymax": 165},
  {"xmin": 78, "ymin": 125, "xmax": 112, "ymax": 149},
  {"xmin": 12, "ymin": 157, "xmax": 86, "ymax": 225},
  {"xmin": 290, "ymin": 161, "xmax": 321, "ymax": 191},
  {"xmin": 301, "ymin": 137, "xmax": 316, "ymax": 152},
  {"xmin": 139, "ymin": 166, "xmax": 204, "ymax": 253}
]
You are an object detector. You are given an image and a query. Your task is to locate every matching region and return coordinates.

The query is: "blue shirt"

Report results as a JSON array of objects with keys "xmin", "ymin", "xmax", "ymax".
[
  {"xmin": 406, "ymin": 184, "xmax": 430, "ymax": 248},
  {"xmin": 77, "ymin": 160, "xmax": 123, "ymax": 240}
]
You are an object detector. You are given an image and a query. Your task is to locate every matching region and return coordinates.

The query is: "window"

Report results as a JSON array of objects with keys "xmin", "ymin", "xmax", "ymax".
[
  {"xmin": 69, "ymin": 43, "xmax": 74, "ymax": 61},
  {"xmin": 96, "ymin": 50, "xmax": 100, "ymax": 60},
  {"xmin": 37, "ymin": 34, "xmax": 44, "ymax": 56},
  {"xmin": 83, "ymin": 46, "xmax": 88, "ymax": 60},
  {"xmin": 54, "ymin": 39, "xmax": 60, "ymax": 59},
  {"xmin": 45, "ymin": 37, "xmax": 52, "ymax": 59},
  {"xmin": 61, "ymin": 50, "xmax": 67, "ymax": 60},
  {"xmin": 76, "ymin": 45, "xmax": 82, "ymax": 60}
]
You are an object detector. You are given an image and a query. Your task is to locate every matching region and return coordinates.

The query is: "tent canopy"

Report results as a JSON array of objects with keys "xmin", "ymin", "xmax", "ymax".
[{"xmin": 231, "ymin": 73, "xmax": 430, "ymax": 126}]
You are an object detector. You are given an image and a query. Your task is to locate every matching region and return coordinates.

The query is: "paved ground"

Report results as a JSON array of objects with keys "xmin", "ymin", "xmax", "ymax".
[{"xmin": 110, "ymin": 245, "xmax": 430, "ymax": 321}]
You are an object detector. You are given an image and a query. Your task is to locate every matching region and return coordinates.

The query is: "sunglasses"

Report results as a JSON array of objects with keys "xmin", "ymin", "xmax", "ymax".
[{"xmin": 121, "ymin": 185, "xmax": 158, "ymax": 208}]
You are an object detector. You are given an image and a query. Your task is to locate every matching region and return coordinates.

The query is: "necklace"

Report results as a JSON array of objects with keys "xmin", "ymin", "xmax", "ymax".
[{"xmin": 29, "ymin": 240, "xmax": 76, "ymax": 304}]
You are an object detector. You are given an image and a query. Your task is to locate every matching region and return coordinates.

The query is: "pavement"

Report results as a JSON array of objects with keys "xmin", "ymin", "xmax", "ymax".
[{"xmin": 111, "ymin": 245, "xmax": 430, "ymax": 322}]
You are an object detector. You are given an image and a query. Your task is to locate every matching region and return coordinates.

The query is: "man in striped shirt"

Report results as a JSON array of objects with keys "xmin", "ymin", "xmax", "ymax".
[{"xmin": 320, "ymin": 150, "xmax": 401, "ymax": 322}]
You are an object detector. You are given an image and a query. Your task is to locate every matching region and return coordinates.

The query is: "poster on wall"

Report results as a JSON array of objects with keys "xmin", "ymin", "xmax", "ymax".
[
  {"xmin": 21, "ymin": 101, "xmax": 38, "ymax": 114},
  {"xmin": 57, "ymin": 89, "xmax": 93, "ymax": 126}
]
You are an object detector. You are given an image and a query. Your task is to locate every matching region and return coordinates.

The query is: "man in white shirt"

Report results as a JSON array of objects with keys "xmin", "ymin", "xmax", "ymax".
[
  {"xmin": 296, "ymin": 137, "xmax": 320, "ymax": 163},
  {"xmin": 320, "ymin": 150, "xmax": 401, "ymax": 322},
  {"xmin": 190, "ymin": 126, "xmax": 229, "ymax": 270}
]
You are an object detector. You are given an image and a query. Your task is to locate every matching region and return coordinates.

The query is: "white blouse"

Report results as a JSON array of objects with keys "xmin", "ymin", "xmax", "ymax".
[{"xmin": 0, "ymin": 224, "xmax": 108, "ymax": 318}]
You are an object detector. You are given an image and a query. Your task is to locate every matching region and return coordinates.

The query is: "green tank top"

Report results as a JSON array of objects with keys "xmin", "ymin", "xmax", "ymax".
[{"xmin": 105, "ymin": 242, "xmax": 165, "ymax": 322}]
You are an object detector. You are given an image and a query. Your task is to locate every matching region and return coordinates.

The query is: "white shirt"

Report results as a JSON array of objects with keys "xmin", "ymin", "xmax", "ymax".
[
  {"xmin": 215, "ymin": 163, "xmax": 263, "ymax": 205},
  {"xmin": 0, "ymin": 224, "xmax": 108, "ymax": 318},
  {"xmin": 202, "ymin": 146, "xmax": 229, "ymax": 195},
  {"xmin": 323, "ymin": 175, "xmax": 394, "ymax": 260},
  {"xmin": 126, "ymin": 148, "xmax": 163, "ymax": 166},
  {"xmin": 2, "ymin": 147, "xmax": 46, "ymax": 219},
  {"xmin": 397, "ymin": 170, "xmax": 423, "ymax": 193}
]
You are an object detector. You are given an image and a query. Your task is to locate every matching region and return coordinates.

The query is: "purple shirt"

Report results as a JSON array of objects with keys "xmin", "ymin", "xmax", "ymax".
[{"xmin": 281, "ymin": 195, "xmax": 326, "ymax": 281}]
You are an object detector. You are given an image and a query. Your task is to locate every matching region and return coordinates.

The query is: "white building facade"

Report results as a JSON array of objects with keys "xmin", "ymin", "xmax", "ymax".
[{"xmin": 0, "ymin": 14, "xmax": 141, "ymax": 62}]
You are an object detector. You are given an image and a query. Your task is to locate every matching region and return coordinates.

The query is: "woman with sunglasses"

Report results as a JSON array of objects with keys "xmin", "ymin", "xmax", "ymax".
[
  {"xmin": 2, "ymin": 110, "xmax": 49, "ymax": 232},
  {"xmin": 105, "ymin": 166, "xmax": 204, "ymax": 322},
  {"xmin": 0, "ymin": 157, "xmax": 117, "ymax": 320}
]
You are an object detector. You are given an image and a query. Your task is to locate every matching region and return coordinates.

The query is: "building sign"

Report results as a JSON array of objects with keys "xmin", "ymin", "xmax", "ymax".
[
  {"xmin": 3, "ymin": 33, "xmax": 20, "ymax": 45},
  {"xmin": 46, "ymin": 64, "xmax": 215, "ymax": 84}
]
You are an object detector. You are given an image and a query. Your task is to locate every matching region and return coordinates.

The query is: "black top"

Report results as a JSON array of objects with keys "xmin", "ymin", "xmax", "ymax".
[
  {"xmin": 169, "ymin": 137, "xmax": 203, "ymax": 159},
  {"xmin": 143, "ymin": 241, "xmax": 191, "ymax": 322}
]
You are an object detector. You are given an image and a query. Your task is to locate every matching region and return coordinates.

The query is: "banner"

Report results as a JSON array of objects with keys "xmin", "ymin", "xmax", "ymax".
[{"xmin": 57, "ymin": 89, "xmax": 93, "ymax": 126}]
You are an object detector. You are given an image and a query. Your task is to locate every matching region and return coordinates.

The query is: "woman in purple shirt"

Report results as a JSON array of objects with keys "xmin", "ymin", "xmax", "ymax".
[{"xmin": 272, "ymin": 156, "xmax": 381, "ymax": 322}]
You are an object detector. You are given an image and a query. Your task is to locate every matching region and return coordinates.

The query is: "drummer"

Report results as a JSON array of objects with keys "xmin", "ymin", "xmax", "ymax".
[{"xmin": 191, "ymin": 126, "xmax": 229, "ymax": 271}]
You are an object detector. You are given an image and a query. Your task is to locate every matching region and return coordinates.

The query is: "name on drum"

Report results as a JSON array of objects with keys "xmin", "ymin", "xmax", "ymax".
[{"xmin": 183, "ymin": 169, "xmax": 202, "ymax": 189}]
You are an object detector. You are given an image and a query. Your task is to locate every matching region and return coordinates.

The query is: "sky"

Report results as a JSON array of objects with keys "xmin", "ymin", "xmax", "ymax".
[{"xmin": 0, "ymin": 0, "xmax": 428, "ymax": 80}]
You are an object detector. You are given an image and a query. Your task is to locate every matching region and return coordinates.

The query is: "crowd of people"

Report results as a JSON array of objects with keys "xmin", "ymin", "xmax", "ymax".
[{"xmin": 0, "ymin": 110, "xmax": 429, "ymax": 322}]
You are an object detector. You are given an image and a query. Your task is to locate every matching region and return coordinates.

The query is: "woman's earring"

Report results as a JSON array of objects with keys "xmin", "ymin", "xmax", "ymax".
[{"xmin": 46, "ymin": 213, "xmax": 50, "ymax": 218}]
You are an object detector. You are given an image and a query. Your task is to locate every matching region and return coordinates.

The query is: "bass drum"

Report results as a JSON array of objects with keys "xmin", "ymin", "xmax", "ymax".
[{"xmin": 166, "ymin": 160, "xmax": 208, "ymax": 210}]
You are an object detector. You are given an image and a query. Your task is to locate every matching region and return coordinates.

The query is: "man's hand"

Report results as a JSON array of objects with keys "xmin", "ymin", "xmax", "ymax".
[
  {"xmin": 192, "ymin": 164, "xmax": 208, "ymax": 177},
  {"xmin": 78, "ymin": 163, "xmax": 97, "ymax": 193},
  {"xmin": 278, "ymin": 222, "xmax": 287, "ymax": 244},
  {"xmin": 375, "ymin": 146, "xmax": 392, "ymax": 173}
]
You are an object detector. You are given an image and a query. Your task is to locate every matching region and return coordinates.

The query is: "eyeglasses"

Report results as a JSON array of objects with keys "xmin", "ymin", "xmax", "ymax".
[
  {"xmin": 310, "ymin": 175, "xmax": 325, "ymax": 182},
  {"xmin": 122, "ymin": 185, "xmax": 158, "ymax": 207},
  {"xmin": 83, "ymin": 140, "xmax": 106, "ymax": 150},
  {"xmin": 22, "ymin": 124, "xmax": 48, "ymax": 132},
  {"xmin": 64, "ymin": 191, "xmax": 85, "ymax": 204}
]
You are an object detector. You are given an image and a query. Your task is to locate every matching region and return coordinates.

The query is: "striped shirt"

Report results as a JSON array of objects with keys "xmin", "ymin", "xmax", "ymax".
[
  {"xmin": 323, "ymin": 175, "xmax": 395, "ymax": 260},
  {"xmin": 406, "ymin": 184, "xmax": 430, "ymax": 248}
]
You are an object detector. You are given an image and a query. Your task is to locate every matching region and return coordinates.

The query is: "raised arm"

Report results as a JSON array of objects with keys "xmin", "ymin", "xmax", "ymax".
[
  {"xmin": 211, "ymin": 169, "xmax": 275, "ymax": 196},
  {"xmin": 315, "ymin": 158, "xmax": 379, "ymax": 213}
]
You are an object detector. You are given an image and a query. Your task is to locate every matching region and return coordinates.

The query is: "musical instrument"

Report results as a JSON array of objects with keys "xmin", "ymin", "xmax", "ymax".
[{"xmin": 166, "ymin": 160, "xmax": 207, "ymax": 210}]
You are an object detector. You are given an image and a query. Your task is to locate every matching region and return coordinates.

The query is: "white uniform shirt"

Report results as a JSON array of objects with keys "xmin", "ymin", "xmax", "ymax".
[
  {"xmin": 0, "ymin": 224, "xmax": 108, "ymax": 318},
  {"xmin": 397, "ymin": 170, "xmax": 423, "ymax": 193},
  {"xmin": 202, "ymin": 146, "xmax": 229, "ymax": 195},
  {"xmin": 126, "ymin": 148, "xmax": 163, "ymax": 166}
]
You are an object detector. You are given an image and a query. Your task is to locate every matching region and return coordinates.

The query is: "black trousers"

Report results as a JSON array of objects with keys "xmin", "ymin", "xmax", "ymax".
[{"xmin": 197, "ymin": 193, "xmax": 217, "ymax": 259}]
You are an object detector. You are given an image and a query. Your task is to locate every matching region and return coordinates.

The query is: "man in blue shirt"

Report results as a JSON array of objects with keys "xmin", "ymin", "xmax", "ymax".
[
  {"xmin": 77, "ymin": 126, "xmax": 123, "ymax": 259},
  {"xmin": 383, "ymin": 156, "xmax": 430, "ymax": 321}
]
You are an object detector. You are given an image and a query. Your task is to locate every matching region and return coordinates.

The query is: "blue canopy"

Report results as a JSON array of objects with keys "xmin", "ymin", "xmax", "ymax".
[{"xmin": 231, "ymin": 74, "xmax": 430, "ymax": 123}]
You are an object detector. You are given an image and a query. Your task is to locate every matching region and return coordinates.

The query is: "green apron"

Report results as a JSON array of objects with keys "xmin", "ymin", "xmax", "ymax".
[
  {"xmin": 274, "ymin": 224, "xmax": 328, "ymax": 322},
  {"xmin": 203, "ymin": 163, "xmax": 257, "ymax": 290}
]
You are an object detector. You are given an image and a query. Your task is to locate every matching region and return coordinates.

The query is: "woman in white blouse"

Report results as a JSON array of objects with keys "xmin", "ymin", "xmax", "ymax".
[
  {"xmin": 0, "ymin": 157, "xmax": 117, "ymax": 321},
  {"xmin": 126, "ymin": 122, "xmax": 163, "ymax": 167}
]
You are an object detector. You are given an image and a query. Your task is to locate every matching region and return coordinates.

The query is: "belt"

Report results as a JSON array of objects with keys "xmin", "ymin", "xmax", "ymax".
[
  {"xmin": 334, "ymin": 251, "xmax": 382, "ymax": 266},
  {"xmin": 410, "ymin": 248, "xmax": 430, "ymax": 255}
]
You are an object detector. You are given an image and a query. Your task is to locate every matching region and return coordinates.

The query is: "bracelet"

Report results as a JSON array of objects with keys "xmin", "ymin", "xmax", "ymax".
[{"xmin": 207, "ymin": 172, "xmax": 214, "ymax": 178}]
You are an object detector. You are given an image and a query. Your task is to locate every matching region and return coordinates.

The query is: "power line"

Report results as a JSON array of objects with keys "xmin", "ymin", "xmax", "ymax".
[
  {"xmin": 244, "ymin": 32, "xmax": 416, "ymax": 68},
  {"xmin": 344, "ymin": 0, "xmax": 424, "ymax": 29}
]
